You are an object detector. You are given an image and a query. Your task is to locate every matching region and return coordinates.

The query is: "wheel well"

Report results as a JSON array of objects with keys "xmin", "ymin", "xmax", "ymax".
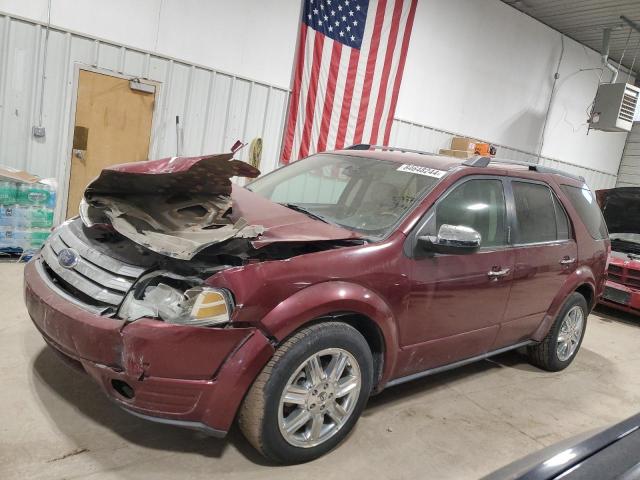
[
  {"xmin": 575, "ymin": 283, "xmax": 594, "ymax": 310},
  {"xmin": 304, "ymin": 312, "xmax": 386, "ymax": 389}
]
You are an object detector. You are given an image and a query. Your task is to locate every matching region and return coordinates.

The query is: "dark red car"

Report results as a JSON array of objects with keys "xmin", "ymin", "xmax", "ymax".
[
  {"xmin": 597, "ymin": 187, "xmax": 640, "ymax": 314},
  {"xmin": 24, "ymin": 148, "xmax": 608, "ymax": 463}
]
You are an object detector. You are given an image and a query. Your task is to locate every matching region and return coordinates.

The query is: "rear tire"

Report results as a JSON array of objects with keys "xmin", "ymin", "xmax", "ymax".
[
  {"xmin": 238, "ymin": 322, "xmax": 373, "ymax": 464},
  {"xmin": 527, "ymin": 292, "xmax": 588, "ymax": 371}
]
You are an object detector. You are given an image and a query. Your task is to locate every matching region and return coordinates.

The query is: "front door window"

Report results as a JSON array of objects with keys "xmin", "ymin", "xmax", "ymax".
[{"xmin": 425, "ymin": 178, "xmax": 508, "ymax": 248}]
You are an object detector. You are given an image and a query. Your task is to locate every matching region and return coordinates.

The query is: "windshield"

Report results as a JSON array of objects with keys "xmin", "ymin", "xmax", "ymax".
[{"xmin": 247, "ymin": 154, "xmax": 443, "ymax": 238}]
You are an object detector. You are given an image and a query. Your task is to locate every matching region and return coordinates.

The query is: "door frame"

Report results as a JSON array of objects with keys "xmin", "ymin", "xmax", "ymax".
[
  {"xmin": 403, "ymin": 174, "xmax": 516, "ymax": 257},
  {"xmin": 60, "ymin": 65, "xmax": 161, "ymax": 220},
  {"xmin": 504, "ymin": 176, "xmax": 575, "ymax": 248}
]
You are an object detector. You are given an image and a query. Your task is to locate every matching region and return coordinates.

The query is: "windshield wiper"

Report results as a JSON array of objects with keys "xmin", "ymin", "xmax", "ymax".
[{"xmin": 280, "ymin": 203, "xmax": 330, "ymax": 224}]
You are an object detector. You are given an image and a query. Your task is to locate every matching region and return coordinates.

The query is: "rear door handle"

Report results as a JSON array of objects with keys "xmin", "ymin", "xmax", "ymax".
[
  {"xmin": 488, "ymin": 268, "xmax": 510, "ymax": 278},
  {"xmin": 559, "ymin": 257, "xmax": 576, "ymax": 265}
]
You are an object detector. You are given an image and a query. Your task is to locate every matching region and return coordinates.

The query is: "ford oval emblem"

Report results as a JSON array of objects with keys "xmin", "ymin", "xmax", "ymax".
[{"xmin": 58, "ymin": 248, "xmax": 79, "ymax": 269}]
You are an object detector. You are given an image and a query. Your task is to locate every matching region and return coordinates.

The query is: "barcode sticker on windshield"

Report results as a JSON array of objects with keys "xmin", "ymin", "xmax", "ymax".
[{"xmin": 397, "ymin": 164, "xmax": 446, "ymax": 178}]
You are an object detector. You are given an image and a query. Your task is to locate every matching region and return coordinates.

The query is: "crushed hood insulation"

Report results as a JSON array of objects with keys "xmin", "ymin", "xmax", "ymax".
[{"xmin": 81, "ymin": 153, "xmax": 362, "ymax": 260}]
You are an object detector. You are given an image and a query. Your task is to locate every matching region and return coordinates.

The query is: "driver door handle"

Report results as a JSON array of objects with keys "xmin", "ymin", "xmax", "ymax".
[
  {"xmin": 487, "ymin": 268, "xmax": 510, "ymax": 278},
  {"xmin": 559, "ymin": 257, "xmax": 576, "ymax": 265}
]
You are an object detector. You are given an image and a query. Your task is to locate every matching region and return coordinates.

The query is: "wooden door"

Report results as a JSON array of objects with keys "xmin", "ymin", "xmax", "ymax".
[{"xmin": 66, "ymin": 70, "xmax": 155, "ymax": 218}]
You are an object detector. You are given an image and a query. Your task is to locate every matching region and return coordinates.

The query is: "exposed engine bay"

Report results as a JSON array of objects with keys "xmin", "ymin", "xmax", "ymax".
[
  {"xmin": 48, "ymin": 152, "xmax": 364, "ymax": 323},
  {"xmin": 597, "ymin": 187, "xmax": 640, "ymax": 256}
]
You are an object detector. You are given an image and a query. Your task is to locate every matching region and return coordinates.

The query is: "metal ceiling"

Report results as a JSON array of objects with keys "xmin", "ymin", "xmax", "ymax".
[{"xmin": 502, "ymin": 0, "xmax": 640, "ymax": 76}]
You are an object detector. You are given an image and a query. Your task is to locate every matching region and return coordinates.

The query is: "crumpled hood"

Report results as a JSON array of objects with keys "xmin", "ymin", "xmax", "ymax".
[
  {"xmin": 596, "ymin": 187, "xmax": 640, "ymax": 234},
  {"xmin": 229, "ymin": 186, "xmax": 363, "ymax": 248},
  {"xmin": 84, "ymin": 153, "xmax": 258, "ymax": 196},
  {"xmin": 82, "ymin": 153, "xmax": 361, "ymax": 260}
]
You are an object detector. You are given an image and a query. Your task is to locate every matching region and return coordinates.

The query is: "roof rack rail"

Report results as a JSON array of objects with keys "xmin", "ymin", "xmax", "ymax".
[
  {"xmin": 462, "ymin": 156, "xmax": 491, "ymax": 167},
  {"xmin": 345, "ymin": 144, "xmax": 434, "ymax": 155},
  {"xmin": 462, "ymin": 156, "xmax": 585, "ymax": 183},
  {"xmin": 346, "ymin": 144, "xmax": 371, "ymax": 150}
]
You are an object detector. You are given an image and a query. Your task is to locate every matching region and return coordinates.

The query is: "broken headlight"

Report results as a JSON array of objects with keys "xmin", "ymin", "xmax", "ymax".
[{"xmin": 120, "ymin": 282, "xmax": 234, "ymax": 327}]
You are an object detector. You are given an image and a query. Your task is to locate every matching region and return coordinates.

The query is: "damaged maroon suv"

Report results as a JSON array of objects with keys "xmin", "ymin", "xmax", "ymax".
[{"xmin": 24, "ymin": 147, "xmax": 608, "ymax": 463}]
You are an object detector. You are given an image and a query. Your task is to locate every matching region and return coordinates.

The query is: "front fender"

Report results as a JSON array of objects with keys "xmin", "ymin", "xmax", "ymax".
[
  {"xmin": 259, "ymin": 281, "xmax": 399, "ymax": 386},
  {"xmin": 532, "ymin": 266, "xmax": 596, "ymax": 341}
]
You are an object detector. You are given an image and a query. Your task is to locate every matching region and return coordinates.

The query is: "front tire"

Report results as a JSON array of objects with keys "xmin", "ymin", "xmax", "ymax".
[
  {"xmin": 527, "ymin": 292, "xmax": 588, "ymax": 371},
  {"xmin": 238, "ymin": 322, "xmax": 373, "ymax": 464}
]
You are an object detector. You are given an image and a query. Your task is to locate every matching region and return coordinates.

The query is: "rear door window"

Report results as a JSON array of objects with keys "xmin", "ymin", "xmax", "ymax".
[
  {"xmin": 560, "ymin": 184, "xmax": 608, "ymax": 240},
  {"xmin": 512, "ymin": 181, "xmax": 569, "ymax": 244}
]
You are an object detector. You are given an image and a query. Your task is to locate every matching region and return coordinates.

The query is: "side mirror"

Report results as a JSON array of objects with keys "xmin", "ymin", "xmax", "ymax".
[{"xmin": 417, "ymin": 224, "xmax": 481, "ymax": 255}]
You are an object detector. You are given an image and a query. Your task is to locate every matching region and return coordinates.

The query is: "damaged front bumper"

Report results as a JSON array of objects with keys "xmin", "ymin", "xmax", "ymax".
[
  {"xmin": 599, "ymin": 278, "xmax": 640, "ymax": 315},
  {"xmin": 24, "ymin": 257, "xmax": 275, "ymax": 435}
]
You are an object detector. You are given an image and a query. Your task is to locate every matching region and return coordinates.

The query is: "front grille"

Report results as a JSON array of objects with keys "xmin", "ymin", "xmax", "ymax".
[
  {"xmin": 40, "ymin": 223, "xmax": 146, "ymax": 311},
  {"xmin": 608, "ymin": 264, "xmax": 623, "ymax": 275},
  {"xmin": 608, "ymin": 263, "xmax": 640, "ymax": 290}
]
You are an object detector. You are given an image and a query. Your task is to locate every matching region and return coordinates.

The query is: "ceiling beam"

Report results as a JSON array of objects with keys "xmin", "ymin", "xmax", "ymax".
[{"xmin": 621, "ymin": 15, "xmax": 640, "ymax": 34}]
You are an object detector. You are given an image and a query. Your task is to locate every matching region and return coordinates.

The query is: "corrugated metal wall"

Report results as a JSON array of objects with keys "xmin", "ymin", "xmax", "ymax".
[
  {"xmin": 389, "ymin": 118, "xmax": 618, "ymax": 190},
  {"xmin": 0, "ymin": 13, "xmax": 289, "ymax": 220},
  {"xmin": 616, "ymin": 123, "xmax": 640, "ymax": 187},
  {"xmin": 0, "ymin": 12, "xmax": 618, "ymax": 224},
  {"xmin": 536, "ymin": 157, "xmax": 616, "ymax": 191}
]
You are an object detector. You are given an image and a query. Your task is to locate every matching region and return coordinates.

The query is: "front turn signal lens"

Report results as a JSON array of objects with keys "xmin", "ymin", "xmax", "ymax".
[{"xmin": 188, "ymin": 289, "xmax": 231, "ymax": 323}]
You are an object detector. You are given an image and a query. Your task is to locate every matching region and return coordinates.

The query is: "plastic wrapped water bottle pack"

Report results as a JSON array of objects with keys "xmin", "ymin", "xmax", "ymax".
[{"xmin": 0, "ymin": 174, "xmax": 57, "ymax": 254}]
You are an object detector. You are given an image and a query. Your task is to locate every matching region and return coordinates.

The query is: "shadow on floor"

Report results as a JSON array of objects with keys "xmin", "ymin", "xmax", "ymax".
[
  {"xmin": 364, "ymin": 350, "xmax": 527, "ymax": 412},
  {"xmin": 593, "ymin": 305, "xmax": 640, "ymax": 328},
  {"xmin": 31, "ymin": 337, "xmax": 613, "ymax": 465},
  {"xmin": 31, "ymin": 346, "xmax": 274, "ymax": 466},
  {"xmin": 364, "ymin": 344, "xmax": 613, "ymax": 414}
]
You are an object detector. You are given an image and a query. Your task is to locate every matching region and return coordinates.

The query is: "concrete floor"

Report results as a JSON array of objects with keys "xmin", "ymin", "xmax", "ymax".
[{"xmin": 2, "ymin": 261, "xmax": 640, "ymax": 479}]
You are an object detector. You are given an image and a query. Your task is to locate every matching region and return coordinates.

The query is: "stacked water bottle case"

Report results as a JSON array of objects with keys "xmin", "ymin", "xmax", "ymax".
[{"xmin": 0, "ymin": 179, "xmax": 56, "ymax": 253}]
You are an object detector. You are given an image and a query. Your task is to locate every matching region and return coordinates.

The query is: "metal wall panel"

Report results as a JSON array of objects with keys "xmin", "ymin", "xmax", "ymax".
[
  {"xmin": 537, "ymin": 157, "xmax": 617, "ymax": 190},
  {"xmin": 390, "ymin": 118, "xmax": 618, "ymax": 190},
  {"xmin": 1, "ymin": 11, "xmax": 618, "ymax": 224},
  {"xmin": 616, "ymin": 123, "xmax": 640, "ymax": 187},
  {"xmin": 0, "ymin": 13, "xmax": 290, "ymax": 221}
]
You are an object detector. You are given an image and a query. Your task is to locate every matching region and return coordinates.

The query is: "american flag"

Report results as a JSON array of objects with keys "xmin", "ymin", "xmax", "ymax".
[{"xmin": 281, "ymin": 0, "xmax": 418, "ymax": 164}]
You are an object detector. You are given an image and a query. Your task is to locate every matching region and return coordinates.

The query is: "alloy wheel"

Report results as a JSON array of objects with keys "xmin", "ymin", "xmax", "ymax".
[
  {"xmin": 556, "ymin": 305, "xmax": 585, "ymax": 362},
  {"xmin": 277, "ymin": 348, "xmax": 362, "ymax": 448}
]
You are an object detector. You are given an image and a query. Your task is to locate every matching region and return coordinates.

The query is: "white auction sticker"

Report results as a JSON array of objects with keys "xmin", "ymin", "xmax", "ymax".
[{"xmin": 397, "ymin": 164, "xmax": 446, "ymax": 178}]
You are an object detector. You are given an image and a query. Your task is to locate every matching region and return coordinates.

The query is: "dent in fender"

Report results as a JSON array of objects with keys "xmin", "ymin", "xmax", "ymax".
[
  {"xmin": 257, "ymin": 281, "xmax": 399, "ymax": 386},
  {"xmin": 207, "ymin": 329, "xmax": 275, "ymax": 431}
]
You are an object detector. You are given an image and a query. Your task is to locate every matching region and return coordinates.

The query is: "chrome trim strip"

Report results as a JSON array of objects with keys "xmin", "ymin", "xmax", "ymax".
[
  {"xmin": 49, "ymin": 234, "xmax": 133, "ymax": 292},
  {"xmin": 512, "ymin": 239, "xmax": 572, "ymax": 247},
  {"xmin": 41, "ymin": 244, "xmax": 124, "ymax": 305},
  {"xmin": 58, "ymin": 227, "xmax": 145, "ymax": 278},
  {"xmin": 385, "ymin": 341, "xmax": 534, "ymax": 388},
  {"xmin": 33, "ymin": 258, "xmax": 110, "ymax": 315}
]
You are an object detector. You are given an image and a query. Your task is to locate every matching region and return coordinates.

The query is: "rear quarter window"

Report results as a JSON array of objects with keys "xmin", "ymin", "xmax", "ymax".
[{"xmin": 560, "ymin": 184, "xmax": 608, "ymax": 240}]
